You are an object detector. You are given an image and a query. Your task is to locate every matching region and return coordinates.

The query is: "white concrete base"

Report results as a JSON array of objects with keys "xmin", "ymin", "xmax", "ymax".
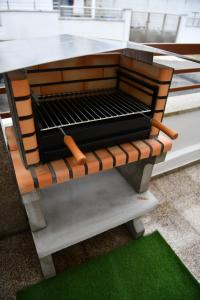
[
  {"xmin": 32, "ymin": 169, "xmax": 158, "ymax": 259},
  {"xmin": 153, "ymin": 143, "xmax": 200, "ymax": 176},
  {"xmin": 153, "ymin": 109, "xmax": 200, "ymax": 176}
]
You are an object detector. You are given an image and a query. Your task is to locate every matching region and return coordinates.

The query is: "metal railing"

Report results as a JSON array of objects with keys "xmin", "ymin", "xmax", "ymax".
[
  {"xmin": 0, "ymin": 0, "xmax": 55, "ymax": 11},
  {"xmin": 146, "ymin": 43, "xmax": 200, "ymax": 93},
  {"xmin": 130, "ymin": 11, "xmax": 181, "ymax": 43},
  {"xmin": 0, "ymin": 0, "xmax": 124, "ymax": 20},
  {"xmin": 186, "ymin": 12, "xmax": 200, "ymax": 27},
  {"xmin": 59, "ymin": 5, "xmax": 124, "ymax": 20}
]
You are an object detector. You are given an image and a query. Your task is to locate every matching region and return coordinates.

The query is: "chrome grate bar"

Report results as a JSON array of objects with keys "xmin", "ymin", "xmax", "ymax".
[{"xmin": 35, "ymin": 89, "xmax": 151, "ymax": 132}]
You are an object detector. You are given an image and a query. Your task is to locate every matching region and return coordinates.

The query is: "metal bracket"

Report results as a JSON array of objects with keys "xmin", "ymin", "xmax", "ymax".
[{"xmin": 117, "ymin": 153, "xmax": 166, "ymax": 193}]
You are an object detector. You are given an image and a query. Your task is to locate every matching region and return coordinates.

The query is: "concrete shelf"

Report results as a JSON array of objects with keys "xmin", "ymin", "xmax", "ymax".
[{"xmin": 31, "ymin": 169, "xmax": 158, "ymax": 259}]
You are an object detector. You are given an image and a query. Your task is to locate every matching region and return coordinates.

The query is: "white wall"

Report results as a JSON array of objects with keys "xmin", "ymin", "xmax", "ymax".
[
  {"xmin": 0, "ymin": 0, "xmax": 53, "ymax": 11},
  {"xmin": 0, "ymin": 12, "xmax": 59, "ymax": 40},
  {"xmin": 153, "ymin": 110, "xmax": 200, "ymax": 176},
  {"xmin": 176, "ymin": 16, "xmax": 200, "ymax": 42},
  {"xmin": 59, "ymin": 19, "xmax": 124, "ymax": 40},
  {"xmin": 177, "ymin": 26, "xmax": 200, "ymax": 43},
  {"xmin": 0, "ymin": 11, "xmax": 126, "ymax": 41}
]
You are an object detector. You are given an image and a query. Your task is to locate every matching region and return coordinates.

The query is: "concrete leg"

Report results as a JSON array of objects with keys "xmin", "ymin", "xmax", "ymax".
[
  {"xmin": 22, "ymin": 190, "xmax": 47, "ymax": 232},
  {"xmin": 126, "ymin": 217, "xmax": 145, "ymax": 239},
  {"xmin": 39, "ymin": 255, "xmax": 56, "ymax": 279},
  {"xmin": 117, "ymin": 153, "xmax": 166, "ymax": 193}
]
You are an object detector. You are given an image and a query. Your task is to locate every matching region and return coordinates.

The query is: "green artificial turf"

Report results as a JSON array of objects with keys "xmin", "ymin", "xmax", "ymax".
[{"xmin": 17, "ymin": 231, "xmax": 200, "ymax": 300}]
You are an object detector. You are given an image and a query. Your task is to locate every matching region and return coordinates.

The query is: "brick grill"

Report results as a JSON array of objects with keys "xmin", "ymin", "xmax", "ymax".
[
  {"xmin": 5, "ymin": 52, "xmax": 174, "ymax": 168},
  {"xmin": 1, "ymin": 36, "xmax": 179, "ymax": 279}
]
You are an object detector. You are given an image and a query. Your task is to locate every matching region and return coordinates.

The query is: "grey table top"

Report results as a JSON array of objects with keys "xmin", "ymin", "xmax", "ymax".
[
  {"xmin": 31, "ymin": 169, "xmax": 158, "ymax": 258},
  {"xmin": 1, "ymin": 34, "xmax": 199, "ymax": 74},
  {"xmin": 0, "ymin": 34, "xmax": 169, "ymax": 74},
  {"xmin": 0, "ymin": 34, "xmax": 126, "ymax": 74}
]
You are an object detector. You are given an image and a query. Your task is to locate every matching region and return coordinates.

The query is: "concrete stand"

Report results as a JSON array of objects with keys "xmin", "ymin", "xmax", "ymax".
[
  {"xmin": 117, "ymin": 154, "xmax": 166, "ymax": 193},
  {"xmin": 22, "ymin": 190, "xmax": 47, "ymax": 232},
  {"xmin": 22, "ymin": 166, "xmax": 160, "ymax": 278}
]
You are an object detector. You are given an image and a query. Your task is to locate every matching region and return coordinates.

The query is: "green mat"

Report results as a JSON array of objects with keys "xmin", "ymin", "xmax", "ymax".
[{"xmin": 17, "ymin": 231, "xmax": 200, "ymax": 300}]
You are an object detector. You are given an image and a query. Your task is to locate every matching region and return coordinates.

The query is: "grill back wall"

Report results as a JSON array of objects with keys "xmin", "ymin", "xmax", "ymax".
[{"xmin": 5, "ymin": 53, "xmax": 173, "ymax": 168}]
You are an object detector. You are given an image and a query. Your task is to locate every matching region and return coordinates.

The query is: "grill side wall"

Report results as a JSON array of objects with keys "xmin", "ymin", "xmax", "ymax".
[
  {"xmin": 119, "ymin": 55, "xmax": 173, "ymax": 136},
  {"xmin": 5, "ymin": 71, "xmax": 40, "ymax": 168}
]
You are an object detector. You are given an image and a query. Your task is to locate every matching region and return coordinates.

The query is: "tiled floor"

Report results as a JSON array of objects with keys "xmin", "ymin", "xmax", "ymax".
[{"xmin": 0, "ymin": 162, "xmax": 200, "ymax": 300}]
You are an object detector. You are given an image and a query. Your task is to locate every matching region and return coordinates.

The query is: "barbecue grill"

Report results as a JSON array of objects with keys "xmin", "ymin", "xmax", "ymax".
[
  {"xmin": 33, "ymin": 84, "xmax": 153, "ymax": 163},
  {"xmin": 1, "ymin": 35, "xmax": 178, "ymax": 279},
  {"xmin": 4, "ymin": 40, "xmax": 177, "ymax": 167}
]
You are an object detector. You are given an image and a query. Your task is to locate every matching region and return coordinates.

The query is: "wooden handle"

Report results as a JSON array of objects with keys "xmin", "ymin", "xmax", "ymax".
[
  {"xmin": 64, "ymin": 135, "xmax": 86, "ymax": 165},
  {"xmin": 151, "ymin": 119, "xmax": 178, "ymax": 140}
]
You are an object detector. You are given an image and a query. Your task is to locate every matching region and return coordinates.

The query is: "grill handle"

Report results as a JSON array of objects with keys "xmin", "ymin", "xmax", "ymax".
[
  {"xmin": 151, "ymin": 119, "xmax": 178, "ymax": 140},
  {"xmin": 64, "ymin": 135, "xmax": 86, "ymax": 165}
]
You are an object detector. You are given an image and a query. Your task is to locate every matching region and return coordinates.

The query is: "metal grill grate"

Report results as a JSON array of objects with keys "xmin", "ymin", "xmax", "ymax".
[{"xmin": 34, "ymin": 89, "xmax": 151, "ymax": 132}]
